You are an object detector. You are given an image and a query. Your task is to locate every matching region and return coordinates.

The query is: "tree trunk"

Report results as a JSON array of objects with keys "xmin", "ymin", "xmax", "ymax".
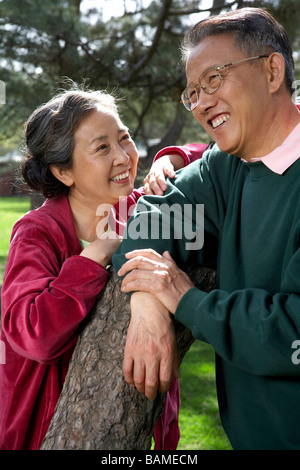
[{"xmin": 40, "ymin": 266, "xmax": 216, "ymax": 450}]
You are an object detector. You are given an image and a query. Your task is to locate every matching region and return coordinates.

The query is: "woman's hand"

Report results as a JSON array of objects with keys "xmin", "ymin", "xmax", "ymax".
[
  {"xmin": 144, "ymin": 155, "xmax": 185, "ymax": 195},
  {"xmin": 123, "ymin": 291, "xmax": 180, "ymax": 400},
  {"xmin": 80, "ymin": 231, "xmax": 122, "ymax": 267},
  {"xmin": 118, "ymin": 249, "xmax": 194, "ymax": 314}
]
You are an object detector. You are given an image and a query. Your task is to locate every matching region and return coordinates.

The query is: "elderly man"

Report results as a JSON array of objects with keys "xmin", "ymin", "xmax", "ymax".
[{"xmin": 113, "ymin": 8, "xmax": 300, "ymax": 449}]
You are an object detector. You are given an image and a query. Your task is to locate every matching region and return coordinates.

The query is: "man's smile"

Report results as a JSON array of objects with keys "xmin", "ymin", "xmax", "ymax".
[{"xmin": 210, "ymin": 113, "xmax": 230, "ymax": 129}]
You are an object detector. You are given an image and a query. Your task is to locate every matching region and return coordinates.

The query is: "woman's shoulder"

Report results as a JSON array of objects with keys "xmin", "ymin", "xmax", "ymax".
[{"xmin": 10, "ymin": 195, "xmax": 74, "ymax": 249}]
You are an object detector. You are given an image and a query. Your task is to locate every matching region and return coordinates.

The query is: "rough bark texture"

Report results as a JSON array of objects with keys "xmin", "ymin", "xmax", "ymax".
[{"xmin": 41, "ymin": 266, "xmax": 216, "ymax": 450}]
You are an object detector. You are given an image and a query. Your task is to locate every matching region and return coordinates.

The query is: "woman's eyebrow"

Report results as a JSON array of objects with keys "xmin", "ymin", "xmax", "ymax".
[
  {"xmin": 89, "ymin": 127, "xmax": 129, "ymax": 146},
  {"xmin": 89, "ymin": 135, "xmax": 107, "ymax": 145}
]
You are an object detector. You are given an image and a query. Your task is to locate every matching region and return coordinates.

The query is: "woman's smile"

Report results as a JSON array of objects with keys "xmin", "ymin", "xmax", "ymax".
[{"xmin": 110, "ymin": 168, "xmax": 131, "ymax": 183}]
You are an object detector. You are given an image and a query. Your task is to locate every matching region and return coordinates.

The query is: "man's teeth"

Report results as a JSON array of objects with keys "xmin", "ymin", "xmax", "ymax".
[
  {"xmin": 111, "ymin": 170, "xmax": 129, "ymax": 181},
  {"xmin": 212, "ymin": 114, "xmax": 229, "ymax": 128}
]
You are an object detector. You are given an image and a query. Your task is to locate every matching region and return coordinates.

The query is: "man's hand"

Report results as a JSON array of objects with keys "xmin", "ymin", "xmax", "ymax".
[
  {"xmin": 118, "ymin": 249, "xmax": 194, "ymax": 314},
  {"xmin": 123, "ymin": 292, "xmax": 180, "ymax": 400}
]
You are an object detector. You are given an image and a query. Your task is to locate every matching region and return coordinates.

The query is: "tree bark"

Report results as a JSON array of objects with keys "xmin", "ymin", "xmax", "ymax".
[{"xmin": 40, "ymin": 265, "xmax": 216, "ymax": 450}]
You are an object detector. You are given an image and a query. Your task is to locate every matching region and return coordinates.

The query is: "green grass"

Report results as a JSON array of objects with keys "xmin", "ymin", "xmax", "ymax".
[
  {"xmin": 0, "ymin": 196, "xmax": 31, "ymax": 283},
  {"xmin": 177, "ymin": 341, "xmax": 232, "ymax": 450},
  {"xmin": 0, "ymin": 196, "xmax": 232, "ymax": 450}
]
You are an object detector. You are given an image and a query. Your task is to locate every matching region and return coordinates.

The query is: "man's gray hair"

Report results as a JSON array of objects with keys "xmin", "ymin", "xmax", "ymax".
[{"xmin": 181, "ymin": 8, "xmax": 295, "ymax": 95}]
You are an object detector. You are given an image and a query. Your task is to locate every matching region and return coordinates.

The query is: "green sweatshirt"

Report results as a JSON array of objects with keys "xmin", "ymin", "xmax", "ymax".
[{"xmin": 113, "ymin": 145, "xmax": 300, "ymax": 450}]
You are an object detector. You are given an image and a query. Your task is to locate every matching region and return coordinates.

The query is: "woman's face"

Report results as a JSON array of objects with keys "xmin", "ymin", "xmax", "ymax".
[{"xmin": 66, "ymin": 106, "xmax": 139, "ymax": 207}]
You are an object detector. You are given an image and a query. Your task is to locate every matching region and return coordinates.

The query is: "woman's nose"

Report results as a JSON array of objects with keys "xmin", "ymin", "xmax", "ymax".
[{"xmin": 113, "ymin": 146, "xmax": 130, "ymax": 165}]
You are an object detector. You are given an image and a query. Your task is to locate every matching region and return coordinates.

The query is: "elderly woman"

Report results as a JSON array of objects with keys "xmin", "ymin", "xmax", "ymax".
[{"xmin": 0, "ymin": 88, "xmax": 205, "ymax": 450}]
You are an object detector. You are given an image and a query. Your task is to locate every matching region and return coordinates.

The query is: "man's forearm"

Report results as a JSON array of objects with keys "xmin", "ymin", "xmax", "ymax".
[{"xmin": 123, "ymin": 291, "xmax": 179, "ymax": 400}]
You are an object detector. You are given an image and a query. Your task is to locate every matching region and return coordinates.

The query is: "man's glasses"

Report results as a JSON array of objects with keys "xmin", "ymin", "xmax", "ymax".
[{"xmin": 181, "ymin": 55, "xmax": 270, "ymax": 111}]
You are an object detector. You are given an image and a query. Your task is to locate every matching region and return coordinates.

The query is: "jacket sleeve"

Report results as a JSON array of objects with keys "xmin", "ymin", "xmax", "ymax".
[
  {"xmin": 154, "ymin": 143, "xmax": 209, "ymax": 166},
  {"xmin": 1, "ymin": 224, "xmax": 108, "ymax": 364}
]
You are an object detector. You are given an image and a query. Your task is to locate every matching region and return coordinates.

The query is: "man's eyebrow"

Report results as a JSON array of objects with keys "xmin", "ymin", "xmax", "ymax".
[{"xmin": 89, "ymin": 127, "xmax": 129, "ymax": 146}]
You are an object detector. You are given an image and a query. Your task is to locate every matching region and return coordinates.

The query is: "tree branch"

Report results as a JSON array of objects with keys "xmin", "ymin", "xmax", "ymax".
[
  {"xmin": 169, "ymin": 0, "xmax": 238, "ymax": 16},
  {"xmin": 120, "ymin": 0, "xmax": 173, "ymax": 85}
]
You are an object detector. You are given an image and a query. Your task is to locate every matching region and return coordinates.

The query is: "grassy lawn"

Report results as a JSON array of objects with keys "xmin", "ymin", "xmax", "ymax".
[
  {"xmin": 0, "ymin": 196, "xmax": 31, "ymax": 283},
  {"xmin": 0, "ymin": 196, "xmax": 232, "ymax": 450},
  {"xmin": 177, "ymin": 341, "xmax": 232, "ymax": 450}
]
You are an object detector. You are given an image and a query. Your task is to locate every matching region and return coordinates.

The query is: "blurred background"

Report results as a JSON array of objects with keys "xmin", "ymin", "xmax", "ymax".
[{"xmin": 0, "ymin": 0, "xmax": 299, "ymax": 193}]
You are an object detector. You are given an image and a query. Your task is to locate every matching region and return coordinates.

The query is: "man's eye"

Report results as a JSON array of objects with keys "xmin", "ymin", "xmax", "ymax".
[
  {"xmin": 208, "ymin": 74, "xmax": 219, "ymax": 83},
  {"xmin": 189, "ymin": 89, "xmax": 197, "ymax": 101}
]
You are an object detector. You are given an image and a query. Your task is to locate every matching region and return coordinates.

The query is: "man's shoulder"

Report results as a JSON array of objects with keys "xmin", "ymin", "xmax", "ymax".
[{"xmin": 178, "ymin": 144, "xmax": 240, "ymax": 179}]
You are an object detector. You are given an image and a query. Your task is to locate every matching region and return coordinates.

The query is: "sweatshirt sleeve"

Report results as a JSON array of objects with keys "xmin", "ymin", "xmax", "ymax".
[
  {"xmin": 175, "ymin": 265, "xmax": 300, "ymax": 377},
  {"xmin": 1, "ymin": 224, "xmax": 108, "ymax": 364},
  {"xmin": 113, "ymin": 145, "xmax": 300, "ymax": 378},
  {"xmin": 113, "ymin": 147, "xmax": 232, "ymax": 274}
]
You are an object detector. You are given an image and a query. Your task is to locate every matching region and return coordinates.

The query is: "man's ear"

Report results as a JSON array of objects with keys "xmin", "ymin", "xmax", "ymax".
[
  {"xmin": 265, "ymin": 52, "xmax": 286, "ymax": 94},
  {"xmin": 49, "ymin": 165, "xmax": 74, "ymax": 187}
]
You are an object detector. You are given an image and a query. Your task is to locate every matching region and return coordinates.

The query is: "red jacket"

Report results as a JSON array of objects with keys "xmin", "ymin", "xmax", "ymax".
[
  {"xmin": 0, "ymin": 195, "xmax": 109, "ymax": 449},
  {"xmin": 0, "ymin": 191, "xmax": 183, "ymax": 450}
]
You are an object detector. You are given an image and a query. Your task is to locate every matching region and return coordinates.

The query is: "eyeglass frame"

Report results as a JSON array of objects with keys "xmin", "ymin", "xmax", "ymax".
[{"xmin": 181, "ymin": 55, "xmax": 270, "ymax": 111}]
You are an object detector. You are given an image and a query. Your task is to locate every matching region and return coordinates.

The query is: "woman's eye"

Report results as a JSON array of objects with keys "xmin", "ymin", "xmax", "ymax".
[{"xmin": 96, "ymin": 144, "xmax": 108, "ymax": 152}]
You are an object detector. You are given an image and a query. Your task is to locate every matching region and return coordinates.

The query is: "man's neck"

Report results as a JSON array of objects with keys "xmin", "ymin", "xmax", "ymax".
[{"xmin": 242, "ymin": 100, "xmax": 300, "ymax": 162}]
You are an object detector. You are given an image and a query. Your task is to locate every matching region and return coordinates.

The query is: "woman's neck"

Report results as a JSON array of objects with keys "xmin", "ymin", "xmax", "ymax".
[{"xmin": 68, "ymin": 193, "xmax": 108, "ymax": 242}]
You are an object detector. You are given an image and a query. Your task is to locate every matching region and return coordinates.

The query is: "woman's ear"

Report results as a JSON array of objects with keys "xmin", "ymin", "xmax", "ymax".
[
  {"xmin": 265, "ymin": 52, "xmax": 286, "ymax": 94},
  {"xmin": 49, "ymin": 165, "xmax": 74, "ymax": 187}
]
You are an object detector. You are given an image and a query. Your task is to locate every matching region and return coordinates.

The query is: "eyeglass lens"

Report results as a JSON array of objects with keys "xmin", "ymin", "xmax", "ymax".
[{"xmin": 182, "ymin": 68, "xmax": 222, "ymax": 110}]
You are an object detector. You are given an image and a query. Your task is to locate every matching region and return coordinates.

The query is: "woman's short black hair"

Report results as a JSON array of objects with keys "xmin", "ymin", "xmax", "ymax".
[{"xmin": 21, "ymin": 88, "xmax": 118, "ymax": 198}]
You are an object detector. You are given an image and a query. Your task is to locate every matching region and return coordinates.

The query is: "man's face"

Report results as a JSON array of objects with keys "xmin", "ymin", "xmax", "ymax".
[{"xmin": 185, "ymin": 33, "xmax": 270, "ymax": 159}]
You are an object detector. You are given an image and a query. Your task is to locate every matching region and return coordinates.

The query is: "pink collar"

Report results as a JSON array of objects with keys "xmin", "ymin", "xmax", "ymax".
[{"xmin": 248, "ymin": 105, "xmax": 300, "ymax": 174}]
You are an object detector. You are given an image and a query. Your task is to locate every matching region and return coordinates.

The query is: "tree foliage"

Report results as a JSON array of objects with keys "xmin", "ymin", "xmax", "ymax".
[{"xmin": 0, "ymin": 0, "xmax": 299, "ymax": 165}]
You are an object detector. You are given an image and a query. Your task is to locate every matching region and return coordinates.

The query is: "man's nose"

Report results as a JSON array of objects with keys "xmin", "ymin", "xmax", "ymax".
[{"xmin": 194, "ymin": 90, "xmax": 218, "ymax": 114}]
